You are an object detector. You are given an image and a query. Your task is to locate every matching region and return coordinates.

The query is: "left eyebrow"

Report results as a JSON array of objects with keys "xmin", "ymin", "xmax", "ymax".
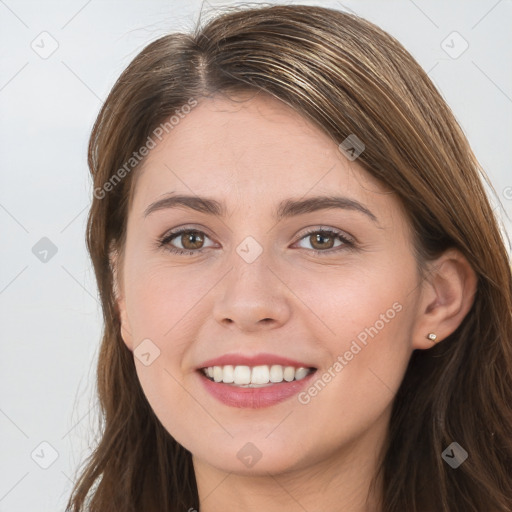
[
  {"xmin": 143, "ymin": 193, "xmax": 379, "ymax": 224},
  {"xmin": 144, "ymin": 194, "xmax": 226, "ymax": 218},
  {"xmin": 275, "ymin": 195, "xmax": 378, "ymax": 223}
]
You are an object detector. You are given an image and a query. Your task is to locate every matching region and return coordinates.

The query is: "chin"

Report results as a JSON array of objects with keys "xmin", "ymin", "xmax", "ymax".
[{"xmin": 190, "ymin": 435, "xmax": 310, "ymax": 476}]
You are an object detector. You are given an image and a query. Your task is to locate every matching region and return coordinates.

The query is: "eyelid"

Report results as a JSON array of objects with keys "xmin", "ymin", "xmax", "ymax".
[
  {"xmin": 158, "ymin": 224, "xmax": 218, "ymax": 246},
  {"xmin": 158, "ymin": 224, "xmax": 356, "ymax": 255},
  {"xmin": 296, "ymin": 225, "xmax": 355, "ymax": 243},
  {"xmin": 159, "ymin": 224, "xmax": 354, "ymax": 242}
]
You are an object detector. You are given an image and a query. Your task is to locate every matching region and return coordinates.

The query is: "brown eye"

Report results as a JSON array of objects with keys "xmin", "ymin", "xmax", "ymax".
[
  {"xmin": 178, "ymin": 230, "xmax": 205, "ymax": 250},
  {"xmin": 309, "ymin": 232, "xmax": 335, "ymax": 250},
  {"xmin": 159, "ymin": 228, "xmax": 216, "ymax": 255},
  {"xmin": 295, "ymin": 228, "xmax": 353, "ymax": 254}
]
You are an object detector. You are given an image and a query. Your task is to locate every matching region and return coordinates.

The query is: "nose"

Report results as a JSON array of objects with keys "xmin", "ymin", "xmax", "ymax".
[{"xmin": 212, "ymin": 252, "xmax": 292, "ymax": 333}]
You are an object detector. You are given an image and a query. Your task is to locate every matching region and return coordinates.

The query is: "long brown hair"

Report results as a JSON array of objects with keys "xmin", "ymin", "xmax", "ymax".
[{"xmin": 66, "ymin": 4, "xmax": 512, "ymax": 511}]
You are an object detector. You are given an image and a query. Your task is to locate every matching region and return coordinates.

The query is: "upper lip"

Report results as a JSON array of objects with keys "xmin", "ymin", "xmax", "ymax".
[{"xmin": 197, "ymin": 353, "xmax": 316, "ymax": 370}]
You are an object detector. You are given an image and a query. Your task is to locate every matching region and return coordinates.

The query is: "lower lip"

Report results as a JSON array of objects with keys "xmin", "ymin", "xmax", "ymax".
[{"xmin": 197, "ymin": 370, "xmax": 316, "ymax": 409}]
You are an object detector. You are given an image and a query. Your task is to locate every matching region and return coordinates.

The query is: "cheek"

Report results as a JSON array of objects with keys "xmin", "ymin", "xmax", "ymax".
[
  {"xmin": 124, "ymin": 255, "xmax": 211, "ymax": 343},
  {"xmin": 290, "ymin": 259, "xmax": 416, "ymax": 401},
  {"xmin": 290, "ymin": 257, "xmax": 412, "ymax": 343},
  {"xmin": 124, "ymin": 261, "xmax": 210, "ymax": 443},
  {"xmin": 289, "ymin": 277, "xmax": 413, "ymax": 456}
]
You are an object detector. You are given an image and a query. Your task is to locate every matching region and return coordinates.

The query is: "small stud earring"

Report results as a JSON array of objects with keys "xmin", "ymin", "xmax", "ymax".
[{"xmin": 427, "ymin": 333, "xmax": 438, "ymax": 342}]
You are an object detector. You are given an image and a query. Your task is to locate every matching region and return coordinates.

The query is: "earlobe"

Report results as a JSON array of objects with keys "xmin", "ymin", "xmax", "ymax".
[
  {"xmin": 109, "ymin": 246, "xmax": 134, "ymax": 352},
  {"xmin": 412, "ymin": 249, "xmax": 478, "ymax": 350}
]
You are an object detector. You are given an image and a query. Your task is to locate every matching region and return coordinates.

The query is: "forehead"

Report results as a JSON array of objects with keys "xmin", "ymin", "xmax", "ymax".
[{"xmin": 131, "ymin": 93, "xmax": 388, "ymax": 215}]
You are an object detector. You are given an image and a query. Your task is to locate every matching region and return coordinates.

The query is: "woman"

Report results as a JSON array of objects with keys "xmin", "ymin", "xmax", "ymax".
[{"xmin": 66, "ymin": 4, "xmax": 512, "ymax": 511}]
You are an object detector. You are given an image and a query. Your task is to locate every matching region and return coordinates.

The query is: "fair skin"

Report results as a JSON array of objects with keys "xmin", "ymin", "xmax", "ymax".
[{"xmin": 113, "ymin": 92, "xmax": 476, "ymax": 512}]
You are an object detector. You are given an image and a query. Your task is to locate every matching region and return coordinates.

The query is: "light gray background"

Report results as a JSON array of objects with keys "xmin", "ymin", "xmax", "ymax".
[{"xmin": 1, "ymin": 0, "xmax": 511, "ymax": 510}]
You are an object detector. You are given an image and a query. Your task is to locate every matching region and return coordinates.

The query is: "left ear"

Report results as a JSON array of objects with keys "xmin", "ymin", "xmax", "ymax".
[
  {"xmin": 412, "ymin": 248, "xmax": 478, "ymax": 350},
  {"xmin": 109, "ymin": 244, "xmax": 135, "ymax": 352}
]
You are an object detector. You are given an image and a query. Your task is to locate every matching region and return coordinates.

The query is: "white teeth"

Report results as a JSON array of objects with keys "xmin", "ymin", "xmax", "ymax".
[
  {"xmin": 213, "ymin": 366, "xmax": 223, "ymax": 383},
  {"xmin": 294, "ymin": 367, "xmax": 309, "ymax": 381},
  {"xmin": 233, "ymin": 365, "xmax": 251, "ymax": 385},
  {"xmin": 269, "ymin": 365, "xmax": 283, "ymax": 382},
  {"xmin": 251, "ymin": 365, "xmax": 270, "ymax": 385},
  {"xmin": 222, "ymin": 365, "xmax": 234, "ymax": 383},
  {"xmin": 283, "ymin": 366, "xmax": 295, "ymax": 382},
  {"xmin": 202, "ymin": 364, "xmax": 314, "ymax": 386}
]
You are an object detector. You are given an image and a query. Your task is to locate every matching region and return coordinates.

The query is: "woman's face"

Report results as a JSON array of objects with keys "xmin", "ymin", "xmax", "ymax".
[{"xmin": 116, "ymin": 92, "xmax": 428, "ymax": 476}]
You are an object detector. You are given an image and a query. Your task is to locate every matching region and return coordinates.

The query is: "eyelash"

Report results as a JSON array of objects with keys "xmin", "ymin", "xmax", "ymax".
[{"xmin": 157, "ymin": 226, "xmax": 355, "ymax": 257}]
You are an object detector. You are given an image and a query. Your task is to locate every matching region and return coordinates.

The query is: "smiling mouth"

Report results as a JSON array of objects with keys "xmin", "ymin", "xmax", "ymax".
[{"xmin": 200, "ymin": 364, "xmax": 317, "ymax": 388}]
